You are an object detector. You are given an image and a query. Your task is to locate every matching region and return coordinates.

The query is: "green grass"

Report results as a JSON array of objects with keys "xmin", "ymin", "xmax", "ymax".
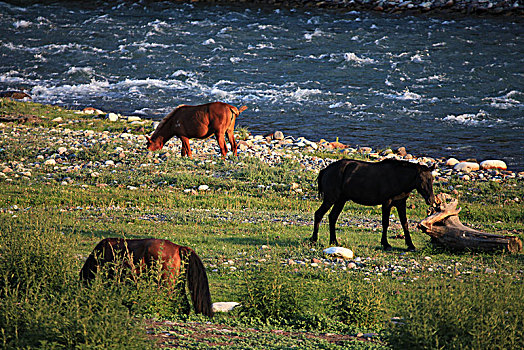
[{"xmin": 1, "ymin": 99, "xmax": 523, "ymax": 349}]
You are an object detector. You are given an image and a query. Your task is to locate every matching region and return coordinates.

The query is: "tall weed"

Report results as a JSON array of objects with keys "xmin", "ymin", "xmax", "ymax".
[
  {"xmin": 238, "ymin": 262, "xmax": 306, "ymax": 326},
  {"xmin": 385, "ymin": 275, "xmax": 523, "ymax": 349}
]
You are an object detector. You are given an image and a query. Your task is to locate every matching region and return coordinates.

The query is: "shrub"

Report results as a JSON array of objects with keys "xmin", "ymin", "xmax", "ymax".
[
  {"xmin": 237, "ymin": 263, "xmax": 306, "ymax": 326},
  {"xmin": 330, "ymin": 278, "xmax": 387, "ymax": 330},
  {"xmin": 385, "ymin": 276, "xmax": 524, "ymax": 350}
]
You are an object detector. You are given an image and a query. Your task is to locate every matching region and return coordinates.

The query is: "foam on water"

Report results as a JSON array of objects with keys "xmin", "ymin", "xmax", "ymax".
[
  {"xmin": 13, "ymin": 20, "xmax": 31, "ymax": 28},
  {"xmin": 343, "ymin": 52, "xmax": 376, "ymax": 64}
]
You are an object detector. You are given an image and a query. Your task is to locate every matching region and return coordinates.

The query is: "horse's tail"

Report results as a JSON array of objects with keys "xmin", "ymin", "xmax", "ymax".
[
  {"xmin": 79, "ymin": 253, "xmax": 98, "ymax": 282},
  {"xmin": 317, "ymin": 168, "xmax": 326, "ymax": 199},
  {"xmin": 182, "ymin": 248, "xmax": 214, "ymax": 317},
  {"xmin": 230, "ymin": 105, "xmax": 247, "ymax": 118}
]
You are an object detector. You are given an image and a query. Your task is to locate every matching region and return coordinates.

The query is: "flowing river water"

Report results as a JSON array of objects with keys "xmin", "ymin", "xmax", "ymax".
[{"xmin": 1, "ymin": 1, "xmax": 523, "ymax": 169}]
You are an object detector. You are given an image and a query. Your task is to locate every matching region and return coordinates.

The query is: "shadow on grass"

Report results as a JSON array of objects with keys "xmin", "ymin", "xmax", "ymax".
[{"xmin": 214, "ymin": 236, "xmax": 298, "ymax": 247}]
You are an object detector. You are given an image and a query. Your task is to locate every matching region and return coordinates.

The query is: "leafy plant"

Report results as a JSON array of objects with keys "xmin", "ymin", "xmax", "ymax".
[
  {"xmin": 238, "ymin": 263, "xmax": 306, "ymax": 326},
  {"xmin": 330, "ymin": 278, "xmax": 387, "ymax": 330}
]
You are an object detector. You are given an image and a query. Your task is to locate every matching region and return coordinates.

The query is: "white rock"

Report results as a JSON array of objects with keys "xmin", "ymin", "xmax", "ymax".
[
  {"xmin": 198, "ymin": 185, "xmax": 209, "ymax": 191},
  {"xmin": 446, "ymin": 158, "xmax": 459, "ymax": 167},
  {"xmin": 57, "ymin": 147, "xmax": 67, "ymax": 154},
  {"xmin": 323, "ymin": 247, "xmax": 354, "ymax": 260},
  {"xmin": 105, "ymin": 160, "xmax": 115, "ymax": 166},
  {"xmin": 44, "ymin": 159, "xmax": 56, "ymax": 166},
  {"xmin": 212, "ymin": 302, "xmax": 241, "ymax": 313},
  {"xmin": 453, "ymin": 162, "xmax": 479, "ymax": 173},
  {"xmin": 127, "ymin": 116, "xmax": 141, "ymax": 122},
  {"xmin": 480, "ymin": 160, "xmax": 507, "ymax": 170},
  {"xmin": 52, "ymin": 117, "xmax": 63, "ymax": 123},
  {"xmin": 107, "ymin": 113, "xmax": 119, "ymax": 122}
]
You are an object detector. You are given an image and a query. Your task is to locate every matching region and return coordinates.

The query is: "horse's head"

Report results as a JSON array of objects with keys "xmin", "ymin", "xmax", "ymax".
[
  {"xmin": 146, "ymin": 135, "xmax": 164, "ymax": 151},
  {"xmin": 415, "ymin": 163, "xmax": 436, "ymax": 207}
]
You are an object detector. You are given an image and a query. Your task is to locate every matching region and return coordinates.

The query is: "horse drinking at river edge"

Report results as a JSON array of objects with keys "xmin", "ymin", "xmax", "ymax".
[
  {"xmin": 80, "ymin": 238, "xmax": 214, "ymax": 317},
  {"xmin": 146, "ymin": 102, "xmax": 247, "ymax": 157},
  {"xmin": 310, "ymin": 159, "xmax": 436, "ymax": 251}
]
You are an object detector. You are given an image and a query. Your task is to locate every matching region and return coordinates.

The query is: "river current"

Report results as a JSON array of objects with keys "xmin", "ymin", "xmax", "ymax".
[{"xmin": 1, "ymin": 1, "xmax": 523, "ymax": 169}]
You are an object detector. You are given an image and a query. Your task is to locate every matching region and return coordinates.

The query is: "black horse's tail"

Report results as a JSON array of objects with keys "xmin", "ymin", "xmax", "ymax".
[
  {"xmin": 182, "ymin": 248, "xmax": 214, "ymax": 317},
  {"xmin": 317, "ymin": 168, "xmax": 326, "ymax": 199}
]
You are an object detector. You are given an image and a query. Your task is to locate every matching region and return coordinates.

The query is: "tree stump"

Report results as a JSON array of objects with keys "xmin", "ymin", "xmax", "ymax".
[{"xmin": 418, "ymin": 193, "xmax": 522, "ymax": 253}]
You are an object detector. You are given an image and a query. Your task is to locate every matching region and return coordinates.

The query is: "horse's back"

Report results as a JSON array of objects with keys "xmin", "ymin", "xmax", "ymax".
[{"xmin": 321, "ymin": 159, "xmax": 419, "ymax": 205}]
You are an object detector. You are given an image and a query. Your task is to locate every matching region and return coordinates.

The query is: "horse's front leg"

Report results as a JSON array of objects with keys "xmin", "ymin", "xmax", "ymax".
[
  {"xmin": 381, "ymin": 203, "xmax": 393, "ymax": 251},
  {"xmin": 395, "ymin": 199, "xmax": 415, "ymax": 251}
]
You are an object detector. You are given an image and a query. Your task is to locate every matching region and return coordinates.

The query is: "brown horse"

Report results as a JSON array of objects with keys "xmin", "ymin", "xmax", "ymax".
[
  {"xmin": 146, "ymin": 102, "xmax": 247, "ymax": 157},
  {"xmin": 310, "ymin": 159, "xmax": 436, "ymax": 251},
  {"xmin": 80, "ymin": 238, "xmax": 214, "ymax": 317}
]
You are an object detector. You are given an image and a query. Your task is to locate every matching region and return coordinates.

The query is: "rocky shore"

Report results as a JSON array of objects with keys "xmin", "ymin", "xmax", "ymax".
[
  {"xmin": 0, "ymin": 108, "xmax": 522, "ymax": 189},
  {"xmin": 196, "ymin": 0, "xmax": 523, "ymax": 16}
]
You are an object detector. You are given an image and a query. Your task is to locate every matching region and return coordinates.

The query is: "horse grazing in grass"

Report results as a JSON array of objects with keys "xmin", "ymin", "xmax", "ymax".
[
  {"xmin": 310, "ymin": 159, "xmax": 436, "ymax": 251},
  {"xmin": 80, "ymin": 238, "xmax": 214, "ymax": 317},
  {"xmin": 146, "ymin": 102, "xmax": 247, "ymax": 157}
]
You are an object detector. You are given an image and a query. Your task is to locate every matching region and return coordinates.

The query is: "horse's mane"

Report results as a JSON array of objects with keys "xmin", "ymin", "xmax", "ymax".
[{"xmin": 152, "ymin": 104, "xmax": 188, "ymax": 138}]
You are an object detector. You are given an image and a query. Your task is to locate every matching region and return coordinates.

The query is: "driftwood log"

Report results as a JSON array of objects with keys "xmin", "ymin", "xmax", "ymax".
[{"xmin": 418, "ymin": 193, "xmax": 522, "ymax": 253}]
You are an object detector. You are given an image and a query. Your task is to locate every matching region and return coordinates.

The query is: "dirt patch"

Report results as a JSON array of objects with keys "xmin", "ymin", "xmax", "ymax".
[{"xmin": 145, "ymin": 319, "xmax": 380, "ymax": 348}]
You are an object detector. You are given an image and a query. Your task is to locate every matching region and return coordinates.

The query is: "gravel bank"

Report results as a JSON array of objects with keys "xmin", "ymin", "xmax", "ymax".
[{"xmin": 195, "ymin": 0, "xmax": 523, "ymax": 16}]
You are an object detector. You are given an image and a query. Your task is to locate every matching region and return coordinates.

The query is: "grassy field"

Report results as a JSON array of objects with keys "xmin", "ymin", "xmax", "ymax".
[{"xmin": 1, "ymin": 99, "xmax": 523, "ymax": 349}]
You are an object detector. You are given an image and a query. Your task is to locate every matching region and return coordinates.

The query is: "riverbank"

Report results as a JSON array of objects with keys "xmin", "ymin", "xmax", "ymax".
[
  {"xmin": 0, "ymin": 99, "xmax": 522, "ymax": 190},
  {"xmin": 196, "ymin": 0, "xmax": 523, "ymax": 16},
  {"xmin": 1, "ymin": 99, "xmax": 522, "ymax": 186}
]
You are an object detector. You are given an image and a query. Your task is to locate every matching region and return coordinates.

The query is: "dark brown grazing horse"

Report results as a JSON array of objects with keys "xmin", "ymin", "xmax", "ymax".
[
  {"xmin": 80, "ymin": 238, "xmax": 214, "ymax": 317},
  {"xmin": 310, "ymin": 159, "xmax": 436, "ymax": 251},
  {"xmin": 146, "ymin": 102, "xmax": 247, "ymax": 157}
]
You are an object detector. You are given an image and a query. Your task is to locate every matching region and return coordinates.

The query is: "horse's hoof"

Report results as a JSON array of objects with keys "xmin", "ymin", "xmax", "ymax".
[
  {"xmin": 383, "ymin": 245, "xmax": 393, "ymax": 251},
  {"xmin": 407, "ymin": 246, "xmax": 416, "ymax": 252}
]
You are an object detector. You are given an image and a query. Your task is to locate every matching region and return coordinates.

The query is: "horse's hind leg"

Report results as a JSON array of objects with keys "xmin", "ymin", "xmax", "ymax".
[
  {"xmin": 381, "ymin": 203, "xmax": 393, "ymax": 251},
  {"xmin": 395, "ymin": 199, "xmax": 415, "ymax": 251},
  {"xmin": 180, "ymin": 136, "xmax": 192, "ymax": 157},
  {"xmin": 311, "ymin": 200, "xmax": 333, "ymax": 243},
  {"xmin": 215, "ymin": 132, "xmax": 228, "ymax": 158},
  {"xmin": 327, "ymin": 199, "xmax": 346, "ymax": 246},
  {"xmin": 226, "ymin": 131, "xmax": 237, "ymax": 156}
]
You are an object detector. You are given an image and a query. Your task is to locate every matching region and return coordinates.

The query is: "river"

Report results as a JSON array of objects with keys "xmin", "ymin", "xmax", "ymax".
[{"xmin": 1, "ymin": 1, "xmax": 523, "ymax": 169}]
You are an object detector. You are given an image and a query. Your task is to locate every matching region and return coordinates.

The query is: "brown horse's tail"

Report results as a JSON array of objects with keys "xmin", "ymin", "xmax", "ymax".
[
  {"xmin": 182, "ymin": 248, "xmax": 214, "ymax": 317},
  {"xmin": 230, "ymin": 105, "xmax": 247, "ymax": 119}
]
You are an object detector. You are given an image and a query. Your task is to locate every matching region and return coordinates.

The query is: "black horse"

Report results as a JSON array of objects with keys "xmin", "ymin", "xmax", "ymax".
[{"xmin": 310, "ymin": 159, "xmax": 436, "ymax": 251}]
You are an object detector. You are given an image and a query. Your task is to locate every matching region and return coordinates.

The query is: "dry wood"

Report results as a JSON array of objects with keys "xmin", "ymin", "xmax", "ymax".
[{"xmin": 418, "ymin": 193, "xmax": 522, "ymax": 253}]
